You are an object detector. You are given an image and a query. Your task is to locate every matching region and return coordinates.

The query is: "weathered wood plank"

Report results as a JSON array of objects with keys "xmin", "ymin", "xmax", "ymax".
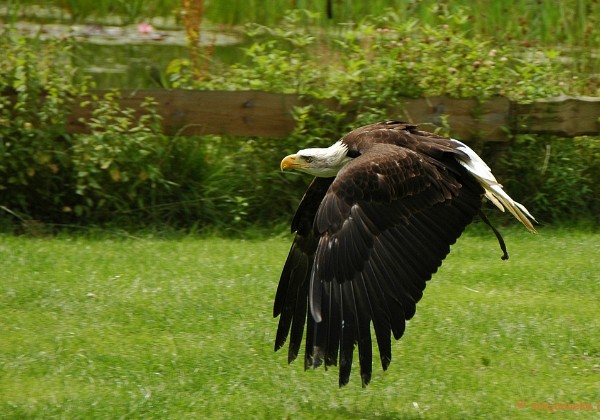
[
  {"xmin": 71, "ymin": 90, "xmax": 512, "ymax": 140},
  {"xmin": 67, "ymin": 89, "xmax": 307, "ymax": 137},
  {"xmin": 511, "ymin": 95, "xmax": 600, "ymax": 137},
  {"xmin": 392, "ymin": 96, "xmax": 511, "ymax": 141},
  {"xmin": 6, "ymin": 89, "xmax": 600, "ymax": 139}
]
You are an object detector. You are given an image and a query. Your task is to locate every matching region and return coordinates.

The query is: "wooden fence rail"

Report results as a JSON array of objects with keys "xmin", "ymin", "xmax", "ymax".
[{"xmin": 16, "ymin": 89, "xmax": 600, "ymax": 141}]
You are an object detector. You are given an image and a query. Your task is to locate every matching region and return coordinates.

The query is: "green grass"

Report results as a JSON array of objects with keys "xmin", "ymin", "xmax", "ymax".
[{"xmin": 0, "ymin": 227, "xmax": 598, "ymax": 418}]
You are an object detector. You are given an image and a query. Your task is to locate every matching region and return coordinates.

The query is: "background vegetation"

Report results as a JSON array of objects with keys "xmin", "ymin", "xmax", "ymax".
[
  {"xmin": 3, "ymin": 0, "xmax": 599, "ymax": 47},
  {"xmin": 2, "ymin": 6, "xmax": 599, "ymax": 231}
]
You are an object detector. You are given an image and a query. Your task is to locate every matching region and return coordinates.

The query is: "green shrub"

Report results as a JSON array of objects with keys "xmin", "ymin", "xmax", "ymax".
[
  {"xmin": 0, "ymin": 34, "xmax": 88, "ymax": 224},
  {"xmin": 0, "ymin": 35, "xmax": 186, "ymax": 227},
  {"xmin": 498, "ymin": 135, "xmax": 600, "ymax": 224},
  {"xmin": 69, "ymin": 92, "xmax": 174, "ymax": 220}
]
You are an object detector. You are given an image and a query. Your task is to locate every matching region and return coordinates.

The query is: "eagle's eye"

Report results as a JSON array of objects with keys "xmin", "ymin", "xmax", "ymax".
[{"xmin": 303, "ymin": 156, "xmax": 314, "ymax": 163}]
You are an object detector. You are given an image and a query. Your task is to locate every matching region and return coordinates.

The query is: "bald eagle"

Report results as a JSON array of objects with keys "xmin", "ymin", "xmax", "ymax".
[{"xmin": 274, "ymin": 121, "xmax": 536, "ymax": 387}]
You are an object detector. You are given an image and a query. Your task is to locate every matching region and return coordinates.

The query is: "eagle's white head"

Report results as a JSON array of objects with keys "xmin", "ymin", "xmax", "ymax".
[{"xmin": 280, "ymin": 141, "xmax": 353, "ymax": 178}]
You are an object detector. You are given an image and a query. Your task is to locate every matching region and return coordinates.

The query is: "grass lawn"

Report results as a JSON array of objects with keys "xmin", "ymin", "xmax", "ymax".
[{"xmin": 0, "ymin": 226, "xmax": 598, "ymax": 418}]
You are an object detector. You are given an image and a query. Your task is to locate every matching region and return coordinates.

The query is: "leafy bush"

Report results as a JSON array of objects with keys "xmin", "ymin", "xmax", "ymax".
[
  {"xmin": 0, "ymin": 34, "xmax": 87, "ymax": 224},
  {"xmin": 69, "ymin": 92, "xmax": 173, "ymax": 220},
  {"xmin": 498, "ymin": 135, "xmax": 600, "ymax": 224},
  {"xmin": 0, "ymin": 35, "xmax": 192, "ymax": 228}
]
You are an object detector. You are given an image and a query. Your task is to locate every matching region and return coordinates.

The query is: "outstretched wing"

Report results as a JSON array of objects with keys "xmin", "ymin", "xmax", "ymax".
[
  {"xmin": 273, "ymin": 177, "xmax": 333, "ymax": 363},
  {"xmin": 275, "ymin": 142, "xmax": 484, "ymax": 387}
]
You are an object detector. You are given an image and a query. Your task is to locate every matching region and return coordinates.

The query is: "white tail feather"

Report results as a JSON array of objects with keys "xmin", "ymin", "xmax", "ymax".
[{"xmin": 452, "ymin": 140, "xmax": 537, "ymax": 233}]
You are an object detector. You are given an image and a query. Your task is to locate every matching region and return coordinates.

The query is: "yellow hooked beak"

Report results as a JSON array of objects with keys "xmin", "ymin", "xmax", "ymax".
[{"xmin": 280, "ymin": 154, "xmax": 309, "ymax": 171}]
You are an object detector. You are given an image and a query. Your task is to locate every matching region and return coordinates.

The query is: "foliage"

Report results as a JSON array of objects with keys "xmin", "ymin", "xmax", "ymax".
[
  {"xmin": 0, "ymin": 35, "xmax": 166, "ymax": 226},
  {"xmin": 69, "ymin": 92, "xmax": 173, "ymax": 220},
  {"xmin": 6, "ymin": 0, "xmax": 600, "ymax": 50},
  {"xmin": 0, "ymin": 34, "xmax": 287, "ymax": 230},
  {"xmin": 0, "ymin": 33, "xmax": 296, "ymax": 230},
  {"xmin": 181, "ymin": 9, "xmax": 568, "ymax": 103},
  {"xmin": 164, "ymin": 9, "xmax": 600, "ymax": 226},
  {"xmin": 0, "ymin": 230, "xmax": 598, "ymax": 416},
  {"xmin": 0, "ymin": 34, "xmax": 88, "ymax": 223},
  {"xmin": 2, "ymin": 9, "xmax": 600, "ymax": 230},
  {"xmin": 498, "ymin": 135, "xmax": 600, "ymax": 224}
]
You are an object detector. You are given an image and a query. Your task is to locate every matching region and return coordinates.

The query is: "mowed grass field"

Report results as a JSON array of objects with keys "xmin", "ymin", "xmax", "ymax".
[{"xmin": 0, "ymin": 227, "xmax": 598, "ymax": 418}]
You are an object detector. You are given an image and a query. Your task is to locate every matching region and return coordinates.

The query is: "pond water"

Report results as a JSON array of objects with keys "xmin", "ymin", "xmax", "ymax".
[
  {"xmin": 6, "ymin": 20, "xmax": 247, "ymax": 89},
  {"xmin": 72, "ymin": 40, "xmax": 247, "ymax": 89}
]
